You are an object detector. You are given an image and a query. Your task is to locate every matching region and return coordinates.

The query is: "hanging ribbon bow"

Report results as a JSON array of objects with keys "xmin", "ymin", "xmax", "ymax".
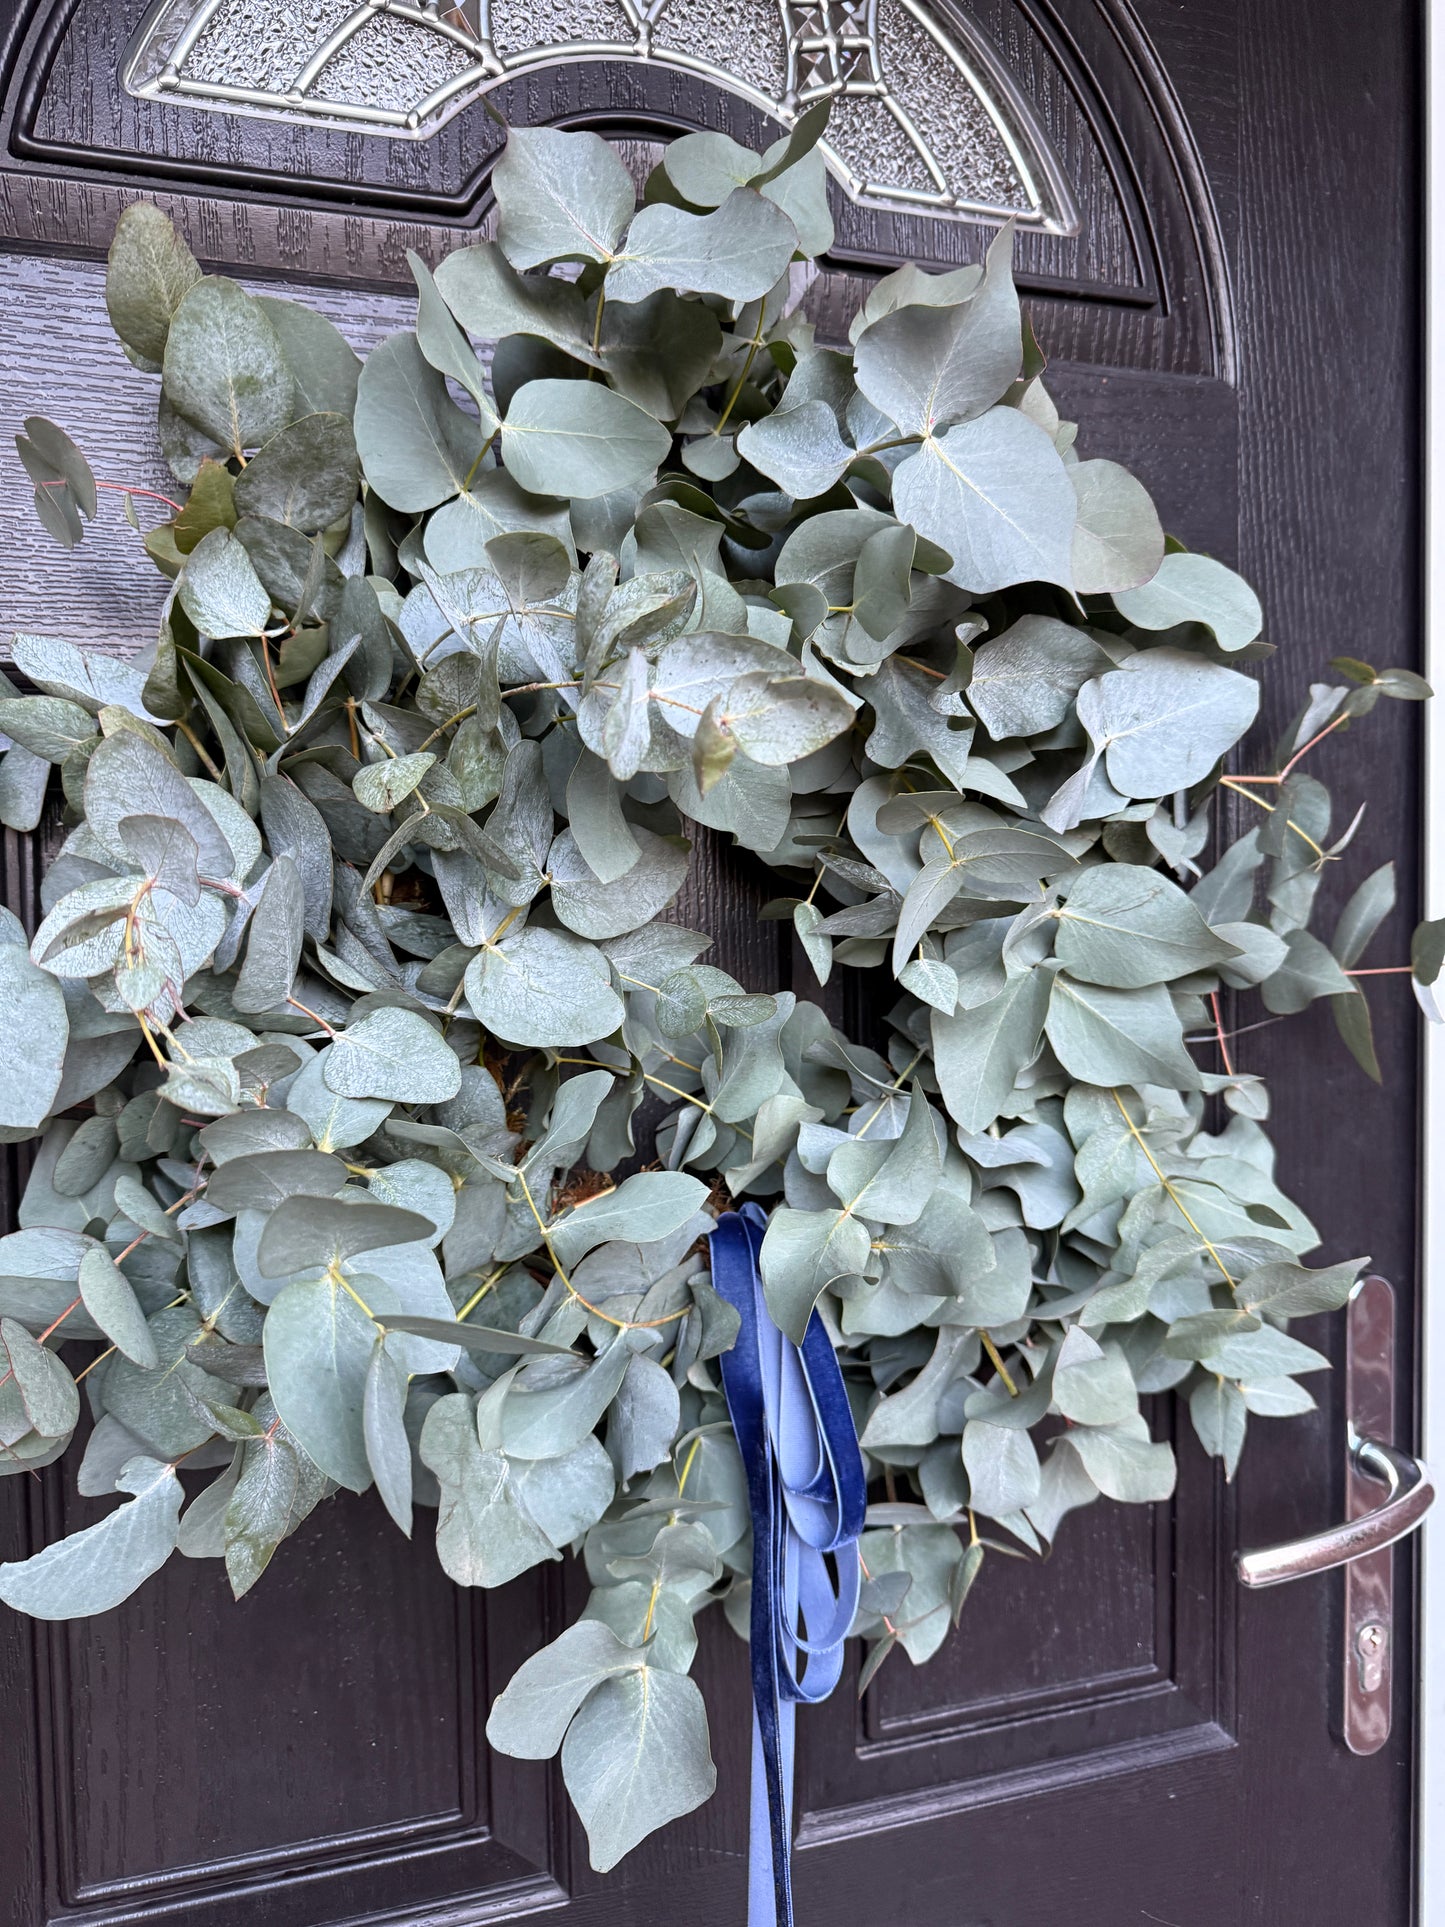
[{"xmin": 711, "ymin": 1205, "xmax": 867, "ymax": 1927}]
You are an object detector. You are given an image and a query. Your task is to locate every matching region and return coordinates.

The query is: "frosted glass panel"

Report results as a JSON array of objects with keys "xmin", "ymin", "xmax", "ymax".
[{"xmin": 124, "ymin": 0, "xmax": 1076, "ymax": 231}]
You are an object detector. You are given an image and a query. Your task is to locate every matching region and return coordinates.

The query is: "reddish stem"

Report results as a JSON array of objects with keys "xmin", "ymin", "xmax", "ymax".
[
  {"xmin": 40, "ymin": 477, "xmax": 185, "ymax": 515},
  {"xmin": 37, "ymin": 1295, "xmax": 83, "ymax": 1344},
  {"xmin": 1209, "ymin": 991, "xmax": 1235, "ymax": 1077},
  {"xmin": 1226, "ymin": 712, "xmax": 1349, "ymax": 789},
  {"xmin": 1277, "ymin": 712, "xmax": 1348, "ymax": 782}
]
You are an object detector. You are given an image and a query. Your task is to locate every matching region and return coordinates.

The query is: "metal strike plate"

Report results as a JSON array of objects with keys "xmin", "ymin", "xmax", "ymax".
[{"xmin": 1344, "ymin": 1275, "xmax": 1395, "ymax": 1755}]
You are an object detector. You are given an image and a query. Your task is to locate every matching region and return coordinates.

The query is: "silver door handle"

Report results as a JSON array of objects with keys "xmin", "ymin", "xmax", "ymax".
[
  {"xmin": 1232, "ymin": 1276, "xmax": 1430, "ymax": 1754},
  {"xmin": 1236, "ymin": 1432, "xmax": 1435, "ymax": 1589}
]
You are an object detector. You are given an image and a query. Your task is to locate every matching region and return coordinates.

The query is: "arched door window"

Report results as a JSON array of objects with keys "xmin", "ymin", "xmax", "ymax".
[{"xmin": 122, "ymin": 0, "xmax": 1078, "ymax": 231}]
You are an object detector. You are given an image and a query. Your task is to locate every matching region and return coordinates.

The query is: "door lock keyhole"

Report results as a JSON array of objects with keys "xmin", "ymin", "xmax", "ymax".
[{"xmin": 1354, "ymin": 1620, "xmax": 1388, "ymax": 1694}]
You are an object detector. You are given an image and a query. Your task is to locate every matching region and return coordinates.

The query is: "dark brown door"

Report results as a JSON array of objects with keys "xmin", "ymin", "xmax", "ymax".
[{"xmin": 0, "ymin": 2, "xmax": 1422, "ymax": 1922}]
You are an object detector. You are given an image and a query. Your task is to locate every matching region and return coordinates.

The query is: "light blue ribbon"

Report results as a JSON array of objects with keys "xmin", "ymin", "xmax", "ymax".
[{"xmin": 711, "ymin": 1205, "xmax": 867, "ymax": 1927}]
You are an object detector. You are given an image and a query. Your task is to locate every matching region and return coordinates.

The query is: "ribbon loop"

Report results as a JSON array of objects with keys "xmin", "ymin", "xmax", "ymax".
[{"xmin": 711, "ymin": 1206, "xmax": 866, "ymax": 1927}]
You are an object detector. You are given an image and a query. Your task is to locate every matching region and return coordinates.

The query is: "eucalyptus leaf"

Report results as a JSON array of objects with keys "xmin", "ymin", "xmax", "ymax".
[
  {"xmin": 84, "ymin": 729, "xmax": 236, "ymax": 879},
  {"xmin": 1046, "ymin": 977, "xmax": 1202, "ymax": 1090},
  {"xmin": 501, "ymin": 381, "xmax": 672, "ymax": 500},
  {"xmin": 355, "ymin": 332, "xmax": 487, "ymax": 513},
  {"xmin": 0, "ymin": 939, "xmax": 68, "ymax": 1129},
  {"xmin": 77, "ymin": 1247, "xmax": 159, "ymax": 1368},
  {"xmin": 854, "ymin": 224, "xmax": 1020, "ymax": 436},
  {"xmin": 205, "ymin": 1150, "xmax": 346, "ymax": 1215},
  {"xmin": 262, "ymin": 1275, "xmax": 376, "ymax": 1490},
  {"xmin": 1055, "ymin": 865, "xmax": 1242, "ymax": 987},
  {"xmin": 608, "ymin": 191, "xmax": 797, "ymax": 305},
  {"xmin": 256, "ymin": 297, "xmax": 362, "ymax": 415},
  {"xmin": 106, "ymin": 202, "xmax": 201, "ymax": 368},
  {"xmin": 494, "ymin": 126, "xmax": 637, "ymax": 270},
  {"xmin": 178, "ymin": 527, "xmax": 274, "ymax": 640},
  {"xmin": 324, "ymin": 1009, "xmax": 462, "ymax": 1104},
  {"xmin": 286, "ymin": 1052, "xmax": 392, "ymax": 1153},
  {"xmin": 232, "ymin": 413, "xmax": 359, "ymax": 531},
  {"xmin": 562, "ymin": 1667, "xmax": 717, "ymax": 1872},
  {"xmin": 721, "ymin": 674, "xmax": 855, "ymax": 766},
  {"xmin": 363, "ymin": 1343, "xmax": 413, "ymax": 1535},
  {"xmin": 486, "ymin": 1617, "xmax": 647, "ymax": 1758},
  {"xmin": 233, "ymin": 856, "xmax": 305, "ymax": 1014},
  {"xmin": 965, "ymin": 616, "xmax": 1110, "ymax": 740},
  {"xmin": 464, "ymin": 927, "xmax": 624, "ymax": 1048},
  {"xmin": 1236, "ymin": 1256, "xmax": 1365, "ymax": 1318},
  {"xmin": 1080, "ymin": 651, "xmax": 1260, "ymax": 797},
  {"xmin": 1114, "ymin": 551, "xmax": 1263, "ymax": 651},
  {"xmin": 1070, "ymin": 458, "xmax": 1165, "ymax": 594},
  {"xmin": 435, "ymin": 243, "xmax": 595, "ymax": 363},
  {"xmin": 163, "ymin": 277, "xmax": 293, "ymax": 458},
  {"xmin": 256, "ymin": 1196, "xmax": 437, "ymax": 1278},
  {"xmin": 932, "ymin": 968, "xmax": 1051, "ymax": 1134},
  {"xmin": 420, "ymin": 1393, "xmax": 557, "ymax": 1585},
  {"xmin": 1333, "ymin": 862, "xmax": 1396, "ymax": 968},
  {"xmin": 549, "ymin": 827, "xmax": 690, "ymax": 940},
  {"xmin": 549, "ymin": 1174, "xmax": 708, "ymax": 1270},
  {"xmin": 12, "ymin": 634, "xmax": 159, "ymax": 721},
  {"xmin": 892, "ymin": 408, "xmax": 1077, "ymax": 594},
  {"xmin": 0, "ymin": 1457, "xmax": 182, "ymax": 1619},
  {"xmin": 0, "ymin": 695, "xmax": 97, "ymax": 763},
  {"xmin": 223, "ymin": 1424, "xmax": 312, "ymax": 1596},
  {"xmin": 736, "ymin": 401, "xmax": 854, "ymax": 500},
  {"xmin": 1, "ymin": 1316, "xmax": 78, "ymax": 1439}
]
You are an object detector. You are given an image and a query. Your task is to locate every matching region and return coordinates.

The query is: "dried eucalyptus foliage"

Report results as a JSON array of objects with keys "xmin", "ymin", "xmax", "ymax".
[{"xmin": 0, "ymin": 112, "xmax": 1438, "ymax": 1870}]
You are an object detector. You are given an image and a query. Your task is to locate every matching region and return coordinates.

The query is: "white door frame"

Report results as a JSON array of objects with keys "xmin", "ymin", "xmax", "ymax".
[{"xmin": 1421, "ymin": 6, "xmax": 1445, "ymax": 1921}]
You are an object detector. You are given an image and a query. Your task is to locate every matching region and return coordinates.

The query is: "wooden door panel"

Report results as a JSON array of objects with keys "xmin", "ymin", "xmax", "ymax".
[
  {"xmin": 60, "ymin": 1497, "xmax": 484, "ymax": 1889},
  {"xmin": 797, "ymin": 1427, "xmax": 1231, "ymax": 1814},
  {"xmin": 12, "ymin": 1480, "xmax": 564, "ymax": 1926},
  {"xmin": 864, "ymin": 1478, "xmax": 1187, "ymax": 1737}
]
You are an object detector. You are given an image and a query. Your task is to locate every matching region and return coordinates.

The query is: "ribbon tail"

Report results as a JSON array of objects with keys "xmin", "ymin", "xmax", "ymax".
[
  {"xmin": 778, "ymin": 1697, "xmax": 795, "ymax": 1894},
  {"xmin": 714, "ymin": 1207, "xmax": 855, "ymax": 1927},
  {"xmin": 748, "ymin": 1692, "xmax": 795, "ymax": 1927}
]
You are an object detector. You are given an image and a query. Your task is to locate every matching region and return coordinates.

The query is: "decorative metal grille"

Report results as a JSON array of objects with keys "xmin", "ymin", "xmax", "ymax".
[{"xmin": 123, "ymin": 0, "xmax": 1077, "ymax": 231}]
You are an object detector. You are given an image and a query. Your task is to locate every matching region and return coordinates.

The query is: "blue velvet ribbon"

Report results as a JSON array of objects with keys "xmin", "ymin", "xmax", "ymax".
[{"xmin": 710, "ymin": 1204, "xmax": 867, "ymax": 1927}]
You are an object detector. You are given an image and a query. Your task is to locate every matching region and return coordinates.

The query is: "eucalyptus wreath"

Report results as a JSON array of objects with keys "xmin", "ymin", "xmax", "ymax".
[{"xmin": 0, "ymin": 110, "xmax": 1439, "ymax": 1871}]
